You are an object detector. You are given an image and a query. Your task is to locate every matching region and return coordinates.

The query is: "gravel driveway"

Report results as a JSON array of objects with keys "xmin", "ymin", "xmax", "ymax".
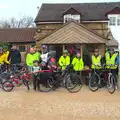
[{"xmin": 0, "ymin": 86, "xmax": 120, "ymax": 120}]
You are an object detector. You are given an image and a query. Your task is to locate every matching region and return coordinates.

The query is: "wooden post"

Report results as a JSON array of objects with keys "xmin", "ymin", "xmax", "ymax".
[
  {"xmin": 63, "ymin": 44, "xmax": 65, "ymax": 52},
  {"xmin": 80, "ymin": 44, "xmax": 83, "ymax": 82},
  {"xmin": 81, "ymin": 44, "xmax": 83, "ymax": 59}
]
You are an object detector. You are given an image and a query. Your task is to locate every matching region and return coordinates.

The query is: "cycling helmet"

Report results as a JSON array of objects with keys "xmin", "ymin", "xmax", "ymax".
[
  {"xmin": 50, "ymin": 57, "xmax": 56, "ymax": 63},
  {"xmin": 63, "ymin": 49, "xmax": 68, "ymax": 54},
  {"xmin": 42, "ymin": 45, "xmax": 47, "ymax": 49}
]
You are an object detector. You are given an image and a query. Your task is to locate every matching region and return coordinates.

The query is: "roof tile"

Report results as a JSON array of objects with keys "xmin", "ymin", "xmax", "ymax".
[
  {"xmin": 0, "ymin": 28, "xmax": 35, "ymax": 43},
  {"xmin": 35, "ymin": 2, "xmax": 120, "ymax": 22}
]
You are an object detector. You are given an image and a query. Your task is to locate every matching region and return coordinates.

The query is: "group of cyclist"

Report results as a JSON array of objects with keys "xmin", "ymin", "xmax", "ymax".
[
  {"xmin": 26, "ymin": 45, "xmax": 119, "ymax": 90},
  {"xmin": 0, "ymin": 44, "xmax": 119, "ymax": 90}
]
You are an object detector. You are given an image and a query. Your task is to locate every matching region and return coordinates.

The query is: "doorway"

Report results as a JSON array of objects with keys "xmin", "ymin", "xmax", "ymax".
[{"xmin": 48, "ymin": 44, "xmax": 63, "ymax": 61}]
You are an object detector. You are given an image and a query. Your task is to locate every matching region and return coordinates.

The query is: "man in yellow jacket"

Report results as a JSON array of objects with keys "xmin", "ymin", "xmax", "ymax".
[
  {"xmin": 72, "ymin": 52, "xmax": 84, "ymax": 74},
  {"xmin": 91, "ymin": 49, "xmax": 102, "ymax": 70},
  {"xmin": 3, "ymin": 47, "xmax": 10, "ymax": 64},
  {"xmin": 0, "ymin": 47, "xmax": 10, "ymax": 65},
  {"xmin": 59, "ymin": 50, "xmax": 70, "ymax": 70},
  {"xmin": 26, "ymin": 48, "xmax": 39, "ymax": 72},
  {"xmin": 105, "ymin": 48, "xmax": 118, "ymax": 89}
]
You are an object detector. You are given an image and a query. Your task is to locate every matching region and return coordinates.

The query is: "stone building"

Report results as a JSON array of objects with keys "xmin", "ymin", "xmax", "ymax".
[{"xmin": 35, "ymin": 2, "xmax": 119, "ymax": 58}]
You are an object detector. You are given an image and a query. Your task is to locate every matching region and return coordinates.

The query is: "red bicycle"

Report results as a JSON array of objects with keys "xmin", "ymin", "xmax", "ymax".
[{"xmin": 2, "ymin": 65, "xmax": 32, "ymax": 91}]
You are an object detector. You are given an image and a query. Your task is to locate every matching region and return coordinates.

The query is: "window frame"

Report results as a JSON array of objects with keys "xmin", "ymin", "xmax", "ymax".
[
  {"xmin": 108, "ymin": 14, "xmax": 120, "ymax": 26},
  {"xmin": 19, "ymin": 45, "xmax": 26, "ymax": 52},
  {"xmin": 64, "ymin": 14, "xmax": 80, "ymax": 23},
  {"xmin": 117, "ymin": 15, "xmax": 120, "ymax": 25}
]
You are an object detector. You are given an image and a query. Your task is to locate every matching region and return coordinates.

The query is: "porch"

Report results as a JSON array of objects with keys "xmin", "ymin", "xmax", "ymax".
[{"xmin": 38, "ymin": 21, "xmax": 106, "ymax": 59}]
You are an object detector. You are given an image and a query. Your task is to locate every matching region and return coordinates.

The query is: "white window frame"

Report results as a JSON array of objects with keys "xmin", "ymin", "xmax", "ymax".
[
  {"xmin": 64, "ymin": 14, "xmax": 80, "ymax": 23},
  {"xmin": 108, "ymin": 14, "xmax": 120, "ymax": 26}
]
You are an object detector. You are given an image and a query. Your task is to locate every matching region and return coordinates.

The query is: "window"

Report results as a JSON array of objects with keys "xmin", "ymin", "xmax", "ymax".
[
  {"xmin": 117, "ymin": 16, "xmax": 120, "ymax": 25},
  {"xmin": 109, "ymin": 17, "xmax": 116, "ymax": 26},
  {"xmin": 64, "ymin": 14, "xmax": 80, "ymax": 23},
  {"xmin": 108, "ymin": 15, "xmax": 120, "ymax": 26},
  {"xmin": 19, "ymin": 45, "xmax": 26, "ymax": 52}
]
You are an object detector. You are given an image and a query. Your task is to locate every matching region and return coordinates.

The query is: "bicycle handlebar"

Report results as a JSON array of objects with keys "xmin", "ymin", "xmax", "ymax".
[
  {"xmin": 93, "ymin": 64, "xmax": 101, "ymax": 67},
  {"xmin": 106, "ymin": 64, "xmax": 117, "ymax": 67}
]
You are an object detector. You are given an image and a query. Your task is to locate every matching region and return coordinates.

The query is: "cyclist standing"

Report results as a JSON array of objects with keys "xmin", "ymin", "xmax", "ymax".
[
  {"xmin": 26, "ymin": 48, "xmax": 37, "ymax": 72},
  {"xmin": 40, "ymin": 45, "xmax": 51, "ymax": 69},
  {"xmin": 105, "ymin": 48, "xmax": 118, "ymax": 89},
  {"xmin": 58, "ymin": 50, "xmax": 70, "ymax": 70},
  {"xmin": 33, "ymin": 46, "xmax": 41, "ymax": 62},
  {"xmin": 91, "ymin": 49, "xmax": 102, "ymax": 70},
  {"xmin": 91, "ymin": 48, "xmax": 104, "ymax": 87},
  {"xmin": 72, "ymin": 52, "xmax": 84, "ymax": 75}
]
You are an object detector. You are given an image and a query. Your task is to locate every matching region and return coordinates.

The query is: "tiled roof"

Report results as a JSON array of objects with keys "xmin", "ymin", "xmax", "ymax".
[
  {"xmin": 40, "ymin": 21, "xmax": 106, "ymax": 44},
  {"xmin": 35, "ymin": 2, "xmax": 120, "ymax": 22},
  {"xmin": 0, "ymin": 28, "xmax": 36, "ymax": 43}
]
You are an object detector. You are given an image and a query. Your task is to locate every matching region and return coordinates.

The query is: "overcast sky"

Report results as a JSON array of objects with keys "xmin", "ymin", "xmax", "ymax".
[{"xmin": 0, "ymin": 0, "xmax": 119, "ymax": 20}]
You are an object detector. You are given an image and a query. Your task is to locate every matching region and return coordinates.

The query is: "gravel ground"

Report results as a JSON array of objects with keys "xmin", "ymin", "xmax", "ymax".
[{"xmin": 0, "ymin": 86, "xmax": 120, "ymax": 120}]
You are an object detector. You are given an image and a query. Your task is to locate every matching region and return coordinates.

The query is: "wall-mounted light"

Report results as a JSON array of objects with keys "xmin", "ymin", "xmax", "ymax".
[{"xmin": 36, "ymin": 28, "xmax": 40, "ymax": 33}]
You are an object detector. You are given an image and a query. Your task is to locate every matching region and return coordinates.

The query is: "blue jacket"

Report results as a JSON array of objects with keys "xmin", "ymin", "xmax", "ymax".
[{"xmin": 116, "ymin": 55, "xmax": 119, "ymax": 65}]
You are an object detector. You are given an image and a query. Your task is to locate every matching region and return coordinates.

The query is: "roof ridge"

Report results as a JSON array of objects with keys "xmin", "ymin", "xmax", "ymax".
[
  {"xmin": 42, "ymin": 2, "xmax": 120, "ymax": 5},
  {"xmin": 0, "ymin": 28, "xmax": 35, "ymax": 30}
]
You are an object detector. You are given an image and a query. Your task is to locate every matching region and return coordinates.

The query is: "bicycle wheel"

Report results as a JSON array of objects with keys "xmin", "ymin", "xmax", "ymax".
[
  {"xmin": 89, "ymin": 73, "xmax": 100, "ymax": 92},
  {"xmin": 39, "ymin": 77, "xmax": 54, "ymax": 92},
  {"xmin": 66, "ymin": 73, "xmax": 82, "ymax": 93},
  {"xmin": 107, "ymin": 75, "xmax": 116, "ymax": 94},
  {"xmin": 2, "ymin": 81, "xmax": 14, "ymax": 92}
]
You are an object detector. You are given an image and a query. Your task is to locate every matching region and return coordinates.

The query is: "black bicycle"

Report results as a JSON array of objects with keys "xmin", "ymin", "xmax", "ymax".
[
  {"xmin": 38, "ymin": 65, "xmax": 82, "ymax": 93},
  {"xmin": 89, "ymin": 64, "xmax": 117, "ymax": 94},
  {"xmin": 88, "ymin": 65, "xmax": 103, "ymax": 92}
]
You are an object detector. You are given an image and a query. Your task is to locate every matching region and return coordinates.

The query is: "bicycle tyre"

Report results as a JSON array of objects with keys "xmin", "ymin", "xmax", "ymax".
[
  {"xmin": 66, "ymin": 74, "xmax": 82, "ymax": 93},
  {"xmin": 39, "ymin": 77, "xmax": 54, "ymax": 92},
  {"xmin": 89, "ymin": 73, "xmax": 100, "ymax": 92},
  {"xmin": 107, "ymin": 75, "xmax": 116, "ymax": 94},
  {"xmin": 2, "ymin": 81, "xmax": 14, "ymax": 92}
]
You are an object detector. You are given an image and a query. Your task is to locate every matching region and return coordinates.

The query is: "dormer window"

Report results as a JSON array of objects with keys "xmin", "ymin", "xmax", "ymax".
[
  {"xmin": 117, "ymin": 15, "xmax": 120, "ymax": 25},
  {"xmin": 106, "ymin": 6, "xmax": 120, "ymax": 26},
  {"xmin": 63, "ymin": 7, "xmax": 81, "ymax": 23},
  {"xmin": 64, "ymin": 14, "xmax": 80, "ymax": 23},
  {"xmin": 108, "ymin": 15, "xmax": 120, "ymax": 26}
]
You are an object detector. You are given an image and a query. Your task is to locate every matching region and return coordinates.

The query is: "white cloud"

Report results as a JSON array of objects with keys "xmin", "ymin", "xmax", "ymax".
[{"xmin": 0, "ymin": 4, "xmax": 8, "ymax": 9}]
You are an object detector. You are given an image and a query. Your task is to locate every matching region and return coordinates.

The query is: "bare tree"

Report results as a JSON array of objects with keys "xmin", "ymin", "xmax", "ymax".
[{"xmin": 0, "ymin": 16, "xmax": 35, "ymax": 28}]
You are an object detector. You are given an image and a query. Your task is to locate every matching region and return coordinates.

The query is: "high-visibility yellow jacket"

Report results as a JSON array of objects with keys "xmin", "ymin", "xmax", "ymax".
[
  {"xmin": 58, "ymin": 55, "xmax": 70, "ymax": 70},
  {"xmin": 33, "ymin": 52, "xmax": 40, "ymax": 61},
  {"xmin": 105, "ymin": 52, "xmax": 118, "ymax": 69},
  {"xmin": 4, "ymin": 51, "xmax": 10, "ymax": 64},
  {"xmin": 26, "ymin": 53, "xmax": 37, "ymax": 67},
  {"xmin": 0, "ymin": 52, "xmax": 10, "ymax": 64},
  {"xmin": 72, "ymin": 57, "xmax": 84, "ymax": 71},
  {"xmin": 91, "ymin": 55, "xmax": 102, "ymax": 69}
]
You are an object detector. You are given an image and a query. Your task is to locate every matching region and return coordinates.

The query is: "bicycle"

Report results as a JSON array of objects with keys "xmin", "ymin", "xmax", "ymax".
[
  {"xmin": 0, "ymin": 64, "xmax": 7, "ymax": 73},
  {"xmin": 0, "ymin": 72, "xmax": 14, "ymax": 92},
  {"xmin": 106, "ymin": 65, "xmax": 117, "ymax": 94},
  {"xmin": 38, "ymin": 65, "xmax": 82, "ymax": 93},
  {"xmin": 89, "ymin": 64, "xmax": 117, "ymax": 94},
  {"xmin": 88, "ymin": 65, "xmax": 103, "ymax": 92},
  {"xmin": 2, "ymin": 64, "xmax": 31, "ymax": 91}
]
